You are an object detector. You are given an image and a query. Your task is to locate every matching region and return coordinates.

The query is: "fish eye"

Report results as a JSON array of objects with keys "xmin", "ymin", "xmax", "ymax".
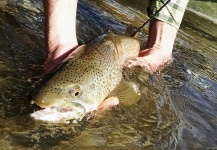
[
  {"xmin": 74, "ymin": 91, "xmax": 80, "ymax": 96},
  {"xmin": 68, "ymin": 85, "xmax": 83, "ymax": 97}
]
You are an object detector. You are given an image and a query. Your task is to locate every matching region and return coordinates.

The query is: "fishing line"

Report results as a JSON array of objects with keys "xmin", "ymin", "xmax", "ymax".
[{"xmin": 131, "ymin": 0, "xmax": 171, "ymax": 37}]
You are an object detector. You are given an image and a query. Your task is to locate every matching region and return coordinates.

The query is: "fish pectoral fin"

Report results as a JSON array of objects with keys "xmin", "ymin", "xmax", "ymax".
[{"xmin": 108, "ymin": 81, "xmax": 141, "ymax": 106}]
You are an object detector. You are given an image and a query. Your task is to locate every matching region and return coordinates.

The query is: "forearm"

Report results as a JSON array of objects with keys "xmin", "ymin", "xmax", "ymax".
[
  {"xmin": 142, "ymin": 0, "xmax": 189, "ymax": 55},
  {"xmin": 44, "ymin": 0, "xmax": 78, "ymax": 53},
  {"xmin": 144, "ymin": 18, "xmax": 178, "ymax": 55}
]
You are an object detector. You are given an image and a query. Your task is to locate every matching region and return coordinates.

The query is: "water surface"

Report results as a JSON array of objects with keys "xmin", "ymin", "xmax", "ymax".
[{"xmin": 0, "ymin": 0, "xmax": 217, "ymax": 149}]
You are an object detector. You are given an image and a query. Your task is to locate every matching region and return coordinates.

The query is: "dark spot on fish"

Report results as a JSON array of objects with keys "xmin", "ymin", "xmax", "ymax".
[{"xmin": 55, "ymin": 88, "xmax": 62, "ymax": 93}]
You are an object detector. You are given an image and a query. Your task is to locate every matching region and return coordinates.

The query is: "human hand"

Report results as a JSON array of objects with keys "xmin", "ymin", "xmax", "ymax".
[
  {"xmin": 126, "ymin": 19, "xmax": 177, "ymax": 73},
  {"xmin": 44, "ymin": 0, "xmax": 78, "ymax": 74},
  {"xmin": 98, "ymin": 97, "xmax": 119, "ymax": 110},
  {"xmin": 126, "ymin": 47, "xmax": 172, "ymax": 73},
  {"xmin": 44, "ymin": 44, "xmax": 79, "ymax": 74}
]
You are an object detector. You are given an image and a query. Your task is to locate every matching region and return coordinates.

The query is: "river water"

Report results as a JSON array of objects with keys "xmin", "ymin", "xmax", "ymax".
[{"xmin": 0, "ymin": 0, "xmax": 217, "ymax": 149}]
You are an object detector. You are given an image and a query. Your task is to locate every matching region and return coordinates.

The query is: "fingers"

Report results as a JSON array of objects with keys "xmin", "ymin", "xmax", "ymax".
[
  {"xmin": 44, "ymin": 45, "xmax": 81, "ymax": 74},
  {"xmin": 125, "ymin": 57, "xmax": 153, "ymax": 73},
  {"xmin": 125, "ymin": 53, "xmax": 172, "ymax": 73},
  {"xmin": 98, "ymin": 97, "xmax": 119, "ymax": 110}
]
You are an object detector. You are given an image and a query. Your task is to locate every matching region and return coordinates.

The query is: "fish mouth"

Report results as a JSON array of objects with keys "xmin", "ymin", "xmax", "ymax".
[{"xmin": 30, "ymin": 103, "xmax": 87, "ymax": 123}]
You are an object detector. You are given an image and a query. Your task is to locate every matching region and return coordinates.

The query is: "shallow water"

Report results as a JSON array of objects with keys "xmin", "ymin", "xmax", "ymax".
[{"xmin": 0, "ymin": 0, "xmax": 217, "ymax": 149}]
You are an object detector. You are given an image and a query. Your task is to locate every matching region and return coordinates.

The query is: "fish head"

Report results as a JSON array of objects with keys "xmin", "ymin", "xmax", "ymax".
[
  {"xmin": 32, "ymin": 83, "xmax": 81, "ymax": 106},
  {"xmin": 30, "ymin": 82, "xmax": 97, "ymax": 123}
]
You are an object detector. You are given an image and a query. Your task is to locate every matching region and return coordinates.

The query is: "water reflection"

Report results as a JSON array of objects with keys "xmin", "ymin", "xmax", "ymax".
[{"xmin": 0, "ymin": 0, "xmax": 217, "ymax": 149}]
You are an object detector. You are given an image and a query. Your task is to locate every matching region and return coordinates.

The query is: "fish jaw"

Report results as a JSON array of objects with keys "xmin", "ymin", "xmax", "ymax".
[
  {"xmin": 30, "ymin": 107, "xmax": 84, "ymax": 123},
  {"xmin": 30, "ymin": 101, "xmax": 88, "ymax": 123},
  {"xmin": 30, "ymin": 85, "xmax": 99, "ymax": 123},
  {"xmin": 30, "ymin": 100, "xmax": 99, "ymax": 123},
  {"xmin": 30, "ymin": 85, "xmax": 88, "ymax": 123}
]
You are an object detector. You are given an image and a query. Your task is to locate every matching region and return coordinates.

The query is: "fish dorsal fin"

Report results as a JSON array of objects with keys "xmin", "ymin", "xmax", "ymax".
[{"xmin": 107, "ymin": 81, "xmax": 141, "ymax": 106}]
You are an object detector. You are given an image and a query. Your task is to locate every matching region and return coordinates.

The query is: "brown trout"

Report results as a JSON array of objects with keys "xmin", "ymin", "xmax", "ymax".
[{"xmin": 30, "ymin": 33, "xmax": 141, "ymax": 123}]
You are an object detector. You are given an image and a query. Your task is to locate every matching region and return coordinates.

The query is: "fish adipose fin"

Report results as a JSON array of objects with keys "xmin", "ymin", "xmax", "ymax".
[{"xmin": 108, "ymin": 81, "xmax": 141, "ymax": 106}]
